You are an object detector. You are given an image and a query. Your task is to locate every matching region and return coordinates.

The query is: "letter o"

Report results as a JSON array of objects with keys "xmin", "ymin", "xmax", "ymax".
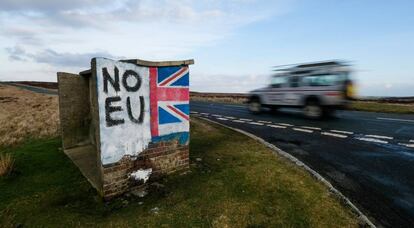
[{"xmin": 122, "ymin": 70, "xmax": 141, "ymax": 92}]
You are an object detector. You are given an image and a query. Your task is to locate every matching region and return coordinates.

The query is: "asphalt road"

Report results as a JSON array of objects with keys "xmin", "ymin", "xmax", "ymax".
[{"xmin": 191, "ymin": 101, "xmax": 414, "ymax": 227}]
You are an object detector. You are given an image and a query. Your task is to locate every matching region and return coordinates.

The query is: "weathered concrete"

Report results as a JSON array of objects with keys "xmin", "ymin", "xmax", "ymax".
[
  {"xmin": 64, "ymin": 144, "xmax": 102, "ymax": 193},
  {"xmin": 57, "ymin": 72, "xmax": 91, "ymax": 149},
  {"xmin": 58, "ymin": 57, "xmax": 193, "ymax": 199}
]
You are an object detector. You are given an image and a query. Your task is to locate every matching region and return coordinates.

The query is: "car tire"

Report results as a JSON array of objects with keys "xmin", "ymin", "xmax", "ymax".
[
  {"xmin": 303, "ymin": 101, "xmax": 322, "ymax": 119},
  {"xmin": 248, "ymin": 98, "xmax": 262, "ymax": 114}
]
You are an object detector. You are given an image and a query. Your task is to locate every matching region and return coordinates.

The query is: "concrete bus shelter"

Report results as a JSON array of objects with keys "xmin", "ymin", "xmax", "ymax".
[{"xmin": 57, "ymin": 57, "xmax": 193, "ymax": 199}]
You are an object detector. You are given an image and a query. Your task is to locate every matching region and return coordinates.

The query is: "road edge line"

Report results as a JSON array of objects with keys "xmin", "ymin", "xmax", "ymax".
[{"xmin": 197, "ymin": 117, "xmax": 376, "ymax": 228}]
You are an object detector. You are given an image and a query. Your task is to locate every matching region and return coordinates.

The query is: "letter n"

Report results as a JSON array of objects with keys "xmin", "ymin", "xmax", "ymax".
[{"xmin": 103, "ymin": 66, "xmax": 120, "ymax": 93}]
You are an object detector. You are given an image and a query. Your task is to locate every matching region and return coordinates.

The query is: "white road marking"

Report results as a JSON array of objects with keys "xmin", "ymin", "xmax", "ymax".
[
  {"xmin": 330, "ymin": 130, "xmax": 354, "ymax": 135},
  {"xmin": 301, "ymin": 126, "xmax": 321, "ymax": 130},
  {"xmin": 377, "ymin": 117, "xmax": 414, "ymax": 123},
  {"xmin": 224, "ymin": 116, "xmax": 236, "ymax": 119},
  {"xmin": 240, "ymin": 118, "xmax": 252, "ymax": 121},
  {"xmin": 217, "ymin": 118, "xmax": 228, "ymax": 121},
  {"xmin": 293, "ymin": 128, "xmax": 313, "ymax": 133},
  {"xmin": 232, "ymin": 120, "xmax": 245, "ymax": 123},
  {"xmin": 200, "ymin": 113, "xmax": 209, "ymax": 115},
  {"xmin": 398, "ymin": 143, "xmax": 414, "ymax": 148},
  {"xmin": 212, "ymin": 114, "xmax": 222, "ymax": 117},
  {"xmin": 258, "ymin": 120, "xmax": 272, "ymax": 124},
  {"xmin": 190, "ymin": 111, "xmax": 198, "ymax": 114},
  {"xmin": 248, "ymin": 122, "xmax": 264, "ymax": 126},
  {"xmin": 356, "ymin": 137, "xmax": 388, "ymax": 144},
  {"xmin": 267, "ymin": 124, "xmax": 287, "ymax": 129},
  {"xmin": 321, "ymin": 132, "xmax": 348, "ymax": 138},
  {"xmin": 365, "ymin": 134, "xmax": 394, "ymax": 140},
  {"xmin": 277, "ymin": 123, "xmax": 294, "ymax": 127}
]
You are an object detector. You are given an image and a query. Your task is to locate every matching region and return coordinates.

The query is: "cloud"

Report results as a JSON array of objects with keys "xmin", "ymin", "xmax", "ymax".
[
  {"xmin": 0, "ymin": 0, "xmax": 111, "ymax": 12},
  {"xmin": 5, "ymin": 45, "xmax": 28, "ymax": 61},
  {"xmin": 191, "ymin": 72, "xmax": 269, "ymax": 93},
  {"xmin": 0, "ymin": 0, "xmax": 291, "ymax": 84},
  {"xmin": 0, "ymin": 0, "xmax": 278, "ymax": 29},
  {"xmin": 5, "ymin": 46, "xmax": 122, "ymax": 67},
  {"xmin": 0, "ymin": 0, "xmax": 288, "ymax": 57}
]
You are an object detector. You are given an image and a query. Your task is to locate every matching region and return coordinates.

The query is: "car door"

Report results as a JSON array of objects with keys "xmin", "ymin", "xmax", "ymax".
[
  {"xmin": 267, "ymin": 76, "xmax": 288, "ymax": 105},
  {"xmin": 284, "ymin": 76, "xmax": 302, "ymax": 106}
]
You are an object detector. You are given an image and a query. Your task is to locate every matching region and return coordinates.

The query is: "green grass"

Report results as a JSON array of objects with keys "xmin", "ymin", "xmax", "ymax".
[
  {"xmin": 0, "ymin": 119, "xmax": 358, "ymax": 227},
  {"xmin": 349, "ymin": 101, "xmax": 414, "ymax": 114}
]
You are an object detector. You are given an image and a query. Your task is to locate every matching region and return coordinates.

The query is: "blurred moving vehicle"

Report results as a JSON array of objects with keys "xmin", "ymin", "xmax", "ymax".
[{"xmin": 248, "ymin": 60, "xmax": 355, "ymax": 118}]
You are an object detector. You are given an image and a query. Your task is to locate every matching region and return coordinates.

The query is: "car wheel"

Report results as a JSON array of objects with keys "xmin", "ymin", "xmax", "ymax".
[
  {"xmin": 248, "ymin": 98, "xmax": 262, "ymax": 114},
  {"xmin": 303, "ymin": 101, "xmax": 322, "ymax": 119}
]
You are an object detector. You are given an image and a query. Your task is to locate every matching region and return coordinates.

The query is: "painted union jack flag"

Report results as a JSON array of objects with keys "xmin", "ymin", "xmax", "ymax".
[{"xmin": 149, "ymin": 66, "xmax": 189, "ymax": 140}]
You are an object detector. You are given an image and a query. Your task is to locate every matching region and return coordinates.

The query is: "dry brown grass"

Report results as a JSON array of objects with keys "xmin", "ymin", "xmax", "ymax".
[
  {"xmin": 191, "ymin": 95, "xmax": 247, "ymax": 104},
  {"xmin": 0, "ymin": 153, "xmax": 14, "ymax": 177},
  {"xmin": 0, "ymin": 84, "xmax": 59, "ymax": 147}
]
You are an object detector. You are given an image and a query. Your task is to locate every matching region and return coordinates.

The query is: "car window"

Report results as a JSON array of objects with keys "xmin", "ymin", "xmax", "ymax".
[
  {"xmin": 270, "ymin": 76, "xmax": 288, "ymax": 88},
  {"xmin": 289, "ymin": 76, "xmax": 300, "ymax": 87},
  {"xmin": 303, "ymin": 74, "xmax": 342, "ymax": 86}
]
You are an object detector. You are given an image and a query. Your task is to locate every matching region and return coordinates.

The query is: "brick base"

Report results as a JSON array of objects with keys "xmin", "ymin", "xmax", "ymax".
[{"xmin": 102, "ymin": 140, "xmax": 189, "ymax": 199}]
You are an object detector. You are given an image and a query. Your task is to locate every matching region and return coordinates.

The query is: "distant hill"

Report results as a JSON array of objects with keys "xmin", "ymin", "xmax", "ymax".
[
  {"xmin": 4, "ymin": 81, "xmax": 58, "ymax": 90},
  {"xmin": 2, "ymin": 81, "xmax": 413, "ymax": 103}
]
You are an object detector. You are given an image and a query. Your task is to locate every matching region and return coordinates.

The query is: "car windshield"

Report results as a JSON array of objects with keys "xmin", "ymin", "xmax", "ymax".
[{"xmin": 302, "ymin": 73, "xmax": 348, "ymax": 86}]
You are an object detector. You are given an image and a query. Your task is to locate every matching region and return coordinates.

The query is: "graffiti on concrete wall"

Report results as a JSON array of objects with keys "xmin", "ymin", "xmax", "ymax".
[
  {"xmin": 96, "ymin": 58, "xmax": 151, "ymax": 164},
  {"xmin": 95, "ymin": 58, "xmax": 189, "ymax": 165}
]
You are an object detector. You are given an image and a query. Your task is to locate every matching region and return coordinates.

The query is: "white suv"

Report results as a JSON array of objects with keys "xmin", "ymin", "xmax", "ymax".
[{"xmin": 248, "ymin": 61, "xmax": 354, "ymax": 118}]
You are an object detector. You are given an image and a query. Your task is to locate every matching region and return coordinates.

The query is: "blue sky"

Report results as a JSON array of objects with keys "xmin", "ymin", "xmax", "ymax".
[{"xmin": 0, "ymin": 0, "xmax": 413, "ymax": 96}]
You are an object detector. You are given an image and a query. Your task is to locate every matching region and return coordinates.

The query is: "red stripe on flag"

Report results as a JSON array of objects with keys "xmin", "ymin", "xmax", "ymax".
[
  {"xmin": 159, "ymin": 67, "xmax": 188, "ymax": 86},
  {"xmin": 167, "ymin": 105, "xmax": 189, "ymax": 121},
  {"xmin": 149, "ymin": 67, "xmax": 159, "ymax": 137},
  {"xmin": 156, "ymin": 87, "xmax": 189, "ymax": 101}
]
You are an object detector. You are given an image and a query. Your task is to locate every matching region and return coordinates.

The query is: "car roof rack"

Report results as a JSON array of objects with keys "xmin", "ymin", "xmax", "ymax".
[{"xmin": 272, "ymin": 60, "xmax": 349, "ymax": 72}]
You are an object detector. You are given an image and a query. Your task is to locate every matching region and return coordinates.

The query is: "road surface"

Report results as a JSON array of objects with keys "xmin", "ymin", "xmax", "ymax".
[{"xmin": 191, "ymin": 101, "xmax": 414, "ymax": 227}]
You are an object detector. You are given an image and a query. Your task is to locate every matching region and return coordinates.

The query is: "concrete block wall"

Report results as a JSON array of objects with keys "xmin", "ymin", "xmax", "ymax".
[
  {"xmin": 57, "ymin": 72, "xmax": 91, "ymax": 149},
  {"xmin": 58, "ymin": 57, "xmax": 193, "ymax": 200}
]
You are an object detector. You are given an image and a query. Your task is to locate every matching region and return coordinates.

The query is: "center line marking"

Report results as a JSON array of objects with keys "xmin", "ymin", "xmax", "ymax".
[
  {"xmin": 268, "ymin": 124, "xmax": 287, "ymax": 129},
  {"xmin": 330, "ymin": 130, "xmax": 354, "ymax": 135},
  {"xmin": 301, "ymin": 126, "xmax": 321, "ymax": 130},
  {"xmin": 357, "ymin": 137, "xmax": 388, "ymax": 144},
  {"xmin": 321, "ymin": 132, "xmax": 348, "ymax": 138},
  {"xmin": 248, "ymin": 122, "xmax": 264, "ymax": 126},
  {"xmin": 377, "ymin": 117, "xmax": 414, "ymax": 123},
  {"xmin": 258, "ymin": 120, "xmax": 272, "ymax": 124},
  {"xmin": 398, "ymin": 143, "xmax": 414, "ymax": 148},
  {"xmin": 277, "ymin": 123, "xmax": 293, "ymax": 127},
  {"xmin": 365, "ymin": 134, "xmax": 393, "ymax": 140},
  {"xmin": 293, "ymin": 128, "xmax": 313, "ymax": 133},
  {"xmin": 240, "ymin": 118, "xmax": 252, "ymax": 121},
  {"xmin": 217, "ymin": 118, "xmax": 228, "ymax": 121},
  {"xmin": 232, "ymin": 120, "xmax": 245, "ymax": 123},
  {"xmin": 224, "ymin": 116, "xmax": 236, "ymax": 119}
]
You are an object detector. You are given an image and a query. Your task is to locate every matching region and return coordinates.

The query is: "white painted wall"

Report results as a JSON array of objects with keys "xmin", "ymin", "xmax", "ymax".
[{"xmin": 95, "ymin": 58, "xmax": 151, "ymax": 165}]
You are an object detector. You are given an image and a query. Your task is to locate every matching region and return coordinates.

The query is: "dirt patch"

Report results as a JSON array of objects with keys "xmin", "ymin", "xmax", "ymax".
[{"xmin": 0, "ymin": 85, "xmax": 59, "ymax": 147}]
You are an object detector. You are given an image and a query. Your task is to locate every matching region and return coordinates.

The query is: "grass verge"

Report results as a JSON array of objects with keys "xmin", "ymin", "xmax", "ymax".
[
  {"xmin": 349, "ymin": 101, "xmax": 414, "ymax": 114},
  {"xmin": 191, "ymin": 96, "xmax": 414, "ymax": 114},
  {"xmin": 0, "ymin": 119, "xmax": 358, "ymax": 227}
]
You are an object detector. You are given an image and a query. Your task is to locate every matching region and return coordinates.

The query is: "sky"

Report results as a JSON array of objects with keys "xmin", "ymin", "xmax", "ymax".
[{"xmin": 0, "ymin": 0, "xmax": 413, "ymax": 97}]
